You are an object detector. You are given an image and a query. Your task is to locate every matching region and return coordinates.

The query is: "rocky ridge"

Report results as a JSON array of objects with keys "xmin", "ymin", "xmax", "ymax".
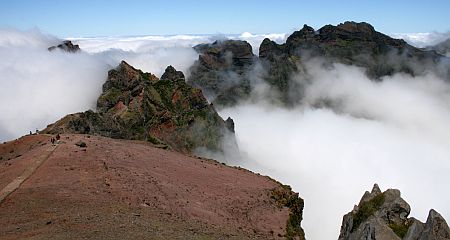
[
  {"xmin": 188, "ymin": 21, "xmax": 447, "ymax": 107},
  {"xmin": 338, "ymin": 184, "xmax": 450, "ymax": 240},
  {"xmin": 44, "ymin": 61, "xmax": 236, "ymax": 155}
]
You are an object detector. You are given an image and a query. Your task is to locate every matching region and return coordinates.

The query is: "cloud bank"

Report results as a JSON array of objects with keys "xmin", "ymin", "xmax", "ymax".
[
  {"xmin": 0, "ymin": 29, "xmax": 285, "ymax": 141},
  {"xmin": 0, "ymin": 30, "xmax": 204, "ymax": 141},
  {"xmin": 390, "ymin": 31, "xmax": 450, "ymax": 48},
  {"xmin": 2, "ymin": 27, "xmax": 449, "ymax": 240},
  {"xmin": 220, "ymin": 61, "xmax": 450, "ymax": 239},
  {"xmin": 0, "ymin": 29, "xmax": 109, "ymax": 141}
]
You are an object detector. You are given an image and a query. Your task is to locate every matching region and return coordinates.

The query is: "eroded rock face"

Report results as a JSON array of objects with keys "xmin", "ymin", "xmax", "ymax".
[
  {"xmin": 48, "ymin": 40, "xmax": 80, "ymax": 53},
  {"xmin": 281, "ymin": 21, "xmax": 441, "ymax": 77},
  {"xmin": 338, "ymin": 184, "xmax": 450, "ymax": 240},
  {"xmin": 188, "ymin": 21, "xmax": 446, "ymax": 108},
  {"xmin": 44, "ymin": 61, "xmax": 236, "ymax": 155},
  {"xmin": 187, "ymin": 40, "xmax": 256, "ymax": 107}
]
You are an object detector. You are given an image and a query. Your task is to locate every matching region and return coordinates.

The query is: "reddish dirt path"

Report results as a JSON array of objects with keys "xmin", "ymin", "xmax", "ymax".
[
  {"xmin": 0, "ymin": 134, "xmax": 291, "ymax": 239},
  {"xmin": 0, "ymin": 142, "xmax": 57, "ymax": 204}
]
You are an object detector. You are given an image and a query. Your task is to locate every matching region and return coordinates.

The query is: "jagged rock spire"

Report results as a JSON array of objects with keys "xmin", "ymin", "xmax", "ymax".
[{"xmin": 339, "ymin": 184, "xmax": 450, "ymax": 240}]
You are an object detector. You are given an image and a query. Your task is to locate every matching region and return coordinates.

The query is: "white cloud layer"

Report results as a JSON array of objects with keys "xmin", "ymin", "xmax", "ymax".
[
  {"xmin": 1, "ymin": 28, "xmax": 449, "ymax": 240},
  {"xmin": 0, "ymin": 29, "xmax": 109, "ymax": 141},
  {"xmin": 0, "ymin": 28, "xmax": 285, "ymax": 141},
  {"xmin": 390, "ymin": 32, "xmax": 450, "ymax": 48},
  {"xmin": 220, "ymin": 62, "xmax": 450, "ymax": 239}
]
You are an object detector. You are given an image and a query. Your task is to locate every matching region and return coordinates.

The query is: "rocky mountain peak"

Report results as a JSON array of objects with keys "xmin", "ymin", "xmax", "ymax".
[
  {"xmin": 161, "ymin": 65, "xmax": 185, "ymax": 81},
  {"xmin": 44, "ymin": 61, "xmax": 237, "ymax": 155},
  {"xmin": 194, "ymin": 39, "xmax": 255, "ymax": 69},
  {"xmin": 103, "ymin": 61, "xmax": 147, "ymax": 92},
  {"xmin": 286, "ymin": 24, "xmax": 316, "ymax": 48},
  {"xmin": 336, "ymin": 21, "xmax": 375, "ymax": 34},
  {"xmin": 187, "ymin": 39, "xmax": 256, "ymax": 107},
  {"xmin": 259, "ymin": 38, "xmax": 285, "ymax": 58},
  {"xmin": 339, "ymin": 184, "xmax": 450, "ymax": 240},
  {"xmin": 48, "ymin": 40, "xmax": 80, "ymax": 53},
  {"xmin": 188, "ymin": 21, "xmax": 447, "ymax": 108}
]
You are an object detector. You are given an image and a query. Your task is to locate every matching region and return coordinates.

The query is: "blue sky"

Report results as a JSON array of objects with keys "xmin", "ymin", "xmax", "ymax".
[{"xmin": 0, "ymin": 0, "xmax": 449, "ymax": 37}]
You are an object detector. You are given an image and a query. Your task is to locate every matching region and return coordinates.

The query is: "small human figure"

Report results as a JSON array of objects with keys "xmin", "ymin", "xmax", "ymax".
[
  {"xmin": 30, "ymin": 131, "xmax": 32, "ymax": 135},
  {"xmin": 56, "ymin": 134, "xmax": 60, "ymax": 141},
  {"xmin": 51, "ymin": 138, "xmax": 55, "ymax": 145}
]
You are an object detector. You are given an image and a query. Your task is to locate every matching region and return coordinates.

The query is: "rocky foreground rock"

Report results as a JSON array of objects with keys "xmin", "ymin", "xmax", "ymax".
[
  {"xmin": 44, "ymin": 61, "xmax": 236, "ymax": 155},
  {"xmin": 339, "ymin": 184, "xmax": 450, "ymax": 240}
]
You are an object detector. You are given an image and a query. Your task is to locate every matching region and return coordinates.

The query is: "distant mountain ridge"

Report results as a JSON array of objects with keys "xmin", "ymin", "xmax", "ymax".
[
  {"xmin": 428, "ymin": 38, "xmax": 450, "ymax": 56},
  {"xmin": 188, "ymin": 21, "xmax": 448, "ymax": 108}
]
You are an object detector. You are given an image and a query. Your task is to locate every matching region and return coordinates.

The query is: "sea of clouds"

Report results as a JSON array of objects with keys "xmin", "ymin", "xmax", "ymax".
[
  {"xmin": 1, "ymin": 27, "xmax": 449, "ymax": 239},
  {"xmin": 391, "ymin": 32, "xmax": 450, "ymax": 48},
  {"xmin": 220, "ymin": 60, "xmax": 450, "ymax": 239}
]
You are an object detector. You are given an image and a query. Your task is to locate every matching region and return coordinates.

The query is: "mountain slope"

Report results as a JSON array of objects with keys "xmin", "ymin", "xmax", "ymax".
[
  {"xmin": 43, "ymin": 61, "xmax": 236, "ymax": 155},
  {"xmin": 188, "ymin": 21, "xmax": 446, "ymax": 107},
  {"xmin": 0, "ymin": 134, "xmax": 304, "ymax": 239}
]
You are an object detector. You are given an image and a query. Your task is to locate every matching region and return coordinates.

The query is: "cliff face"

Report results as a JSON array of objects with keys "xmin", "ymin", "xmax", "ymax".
[
  {"xmin": 187, "ymin": 40, "xmax": 256, "ymax": 107},
  {"xmin": 264, "ymin": 21, "xmax": 441, "ymax": 79},
  {"xmin": 44, "ymin": 61, "xmax": 236, "ymax": 154},
  {"xmin": 188, "ymin": 21, "xmax": 446, "ymax": 108},
  {"xmin": 338, "ymin": 184, "xmax": 450, "ymax": 240}
]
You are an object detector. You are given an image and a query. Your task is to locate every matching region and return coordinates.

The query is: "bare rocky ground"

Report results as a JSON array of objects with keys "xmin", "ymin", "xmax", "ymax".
[{"xmin": 0, "ymin": 134, "xmax": 293, "ymax": 239}]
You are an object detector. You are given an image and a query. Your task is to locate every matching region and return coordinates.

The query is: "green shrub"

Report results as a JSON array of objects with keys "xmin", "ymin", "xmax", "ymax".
[
  {"xmin": 389, "ymin": 222, "xmax": 411, "ymax": 238},
  {"xmin": 351, "ymin": 193, "xmax": 385, "ymax": 232}
]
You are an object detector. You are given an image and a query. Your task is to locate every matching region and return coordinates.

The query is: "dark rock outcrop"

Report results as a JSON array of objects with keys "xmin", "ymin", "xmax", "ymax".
[
  {"xmin": 338, "ymin": 184, "xmax": 450, "ymax": 240},
  {"xmin": 48, "ymin": 40, "xmax": 80, "ymax": 53},
  {"xmin": 160, "ymin": 65, "xmax": 185, "ymax": 81},
  {"xmin": 188, "ymin": 21, "xmax": 446, "ymax": 108},
  {"xmin": 225, "ymin": 117, "xmax": 235, "ymax": 133},
  {"xmin": 187, "ymin": 40, "xmax": 256, "ymax": 107},
  {"xmin": 44, "ymin": 61, "xmax": 236, "ymax": 154},
  {"xmin": 275, "ymin": 22, "xmax": 440, "ymax": 78}
]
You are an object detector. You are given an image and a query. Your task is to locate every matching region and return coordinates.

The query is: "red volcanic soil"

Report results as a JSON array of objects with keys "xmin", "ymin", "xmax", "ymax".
[{"xmin": 0, "ymin": 134, "xmax": 292, "ymax": 239}]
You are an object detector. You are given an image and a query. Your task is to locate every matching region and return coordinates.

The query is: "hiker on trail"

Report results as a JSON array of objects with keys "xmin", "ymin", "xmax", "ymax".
[
  {"xmin": 51, "ymin": 138, "xmax": 55, "ymax": 145},
  {"xmin": 56, "ymin": 134, "xmax": 60, "ymax": 141}
]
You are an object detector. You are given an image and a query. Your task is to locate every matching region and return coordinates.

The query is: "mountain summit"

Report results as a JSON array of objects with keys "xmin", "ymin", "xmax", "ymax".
[
  {"xmin": 339, "ymin": 184, "xmax": 450, "ymax": 240},
  {"xmin": 189, "ymin": 21, "xmax": 447, "ymax": 108},
  {"xmin": 44, "ymin": 61, "xmax": 236, "ymax": 155}
]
